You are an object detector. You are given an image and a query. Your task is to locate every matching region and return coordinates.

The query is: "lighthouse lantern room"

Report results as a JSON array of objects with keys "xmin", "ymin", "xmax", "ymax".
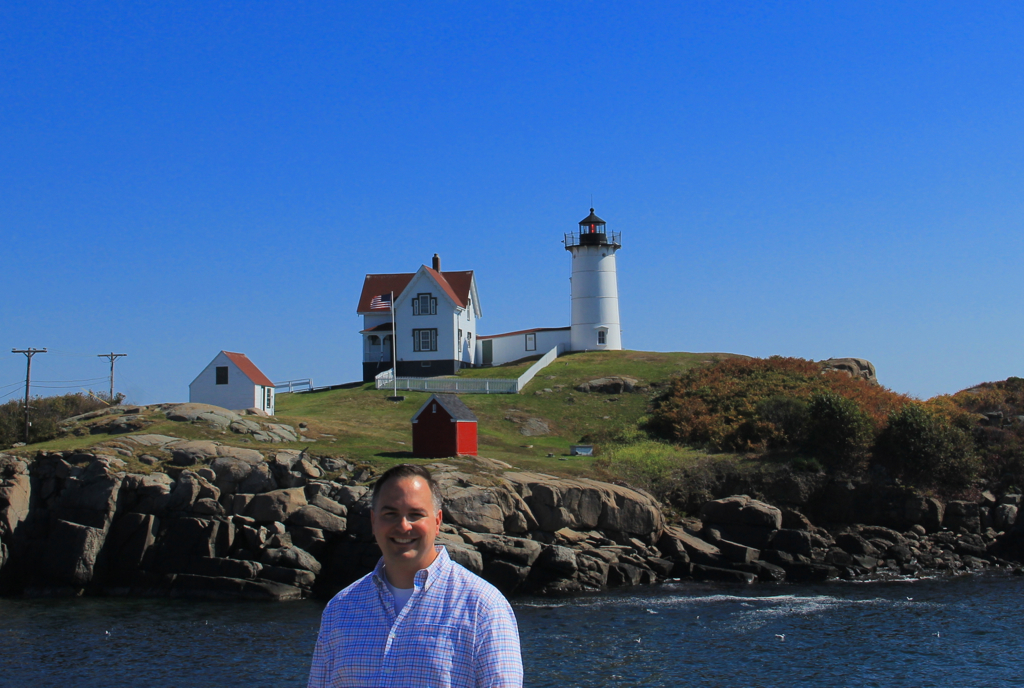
[{"xmin": 564, "ymin": 208, "xmax": 622, "ymax": 352}]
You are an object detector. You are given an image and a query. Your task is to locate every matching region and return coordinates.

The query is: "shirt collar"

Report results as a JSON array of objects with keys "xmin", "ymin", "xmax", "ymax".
[{"xmin": 372, "ymin": 545, "xmax": 451, "ymax": 593}]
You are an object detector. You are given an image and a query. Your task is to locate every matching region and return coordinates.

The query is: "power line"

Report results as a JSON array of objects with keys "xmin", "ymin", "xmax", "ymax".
[
  {"xmin": 11, "ymin": 348, "xmax": 46, "ymax": 444},
  {"xmin": 41, "ymin": 351, "xmax": 104, "ymax": 358},
  {"xmin": 33, "ymin": 377, "xmax": 108, "ymax": 384},
  {"xmin": 0, "ymin": 386, "xmax": 24, "ymax": 402},
  {"xmin": 0, "ymin": 380, "xmax": 24, "ymax": 390}
]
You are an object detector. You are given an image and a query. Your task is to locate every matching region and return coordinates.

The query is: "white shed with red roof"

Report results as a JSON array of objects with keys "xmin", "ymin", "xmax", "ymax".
[{"xmin": 189, "ymin": 351, "xmax": 276, "ymax": 415}]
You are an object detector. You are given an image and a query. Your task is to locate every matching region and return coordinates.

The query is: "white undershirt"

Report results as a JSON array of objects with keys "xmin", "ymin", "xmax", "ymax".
[{"xmin": 384, "ymin": 572, "xmax": 415, "ymax": 615}]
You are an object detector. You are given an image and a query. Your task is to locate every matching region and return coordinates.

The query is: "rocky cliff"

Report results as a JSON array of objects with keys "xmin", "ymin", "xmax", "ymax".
[
  {"xmin": 0, "ymin": 434, "xmax": 668, "ymax": 600},
  {"xmin": 3, "ymin": 404, "xmax": 1023, "ymax": 601}
]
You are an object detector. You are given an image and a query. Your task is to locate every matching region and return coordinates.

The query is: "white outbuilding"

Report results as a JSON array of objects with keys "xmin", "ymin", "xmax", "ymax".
[{"xmin": 189, "ymin": 351, "xmax": 276, "ymax": 415}]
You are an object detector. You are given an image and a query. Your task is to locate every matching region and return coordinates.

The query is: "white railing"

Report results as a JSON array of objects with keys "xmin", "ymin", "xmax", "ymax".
[
  {"xmin": 516, "ymin": 344, "xmax": 564, "ymax": 390},
  {"xmin": 374, "ymin": 345, "xmax": 563, "ymax": 394},
  {"xmin": 275, "ymin": 378, "xmax": 313, "ymax": 393}
]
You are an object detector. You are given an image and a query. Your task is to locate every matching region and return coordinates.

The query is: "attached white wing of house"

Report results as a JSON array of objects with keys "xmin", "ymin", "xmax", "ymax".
[{"xmin": 189, "ymin": 351, "xmax": 277, "ymax": 415}]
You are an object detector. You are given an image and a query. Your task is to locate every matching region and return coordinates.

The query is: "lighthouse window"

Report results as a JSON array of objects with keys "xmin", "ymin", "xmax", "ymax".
[
  {"xmin": 525, "ymin": 333, "xmax": 536, "ymax": 351},
  {"xmin": 413, "ymin": 293, "xmax": 437, "ymax": 315},
  {"xmin": 597, "ymin": 330, "xmax": 606, "ymax": 346}
]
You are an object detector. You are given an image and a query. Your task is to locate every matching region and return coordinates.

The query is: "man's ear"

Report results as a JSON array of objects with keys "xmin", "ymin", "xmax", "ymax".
[{"xmin": 434, "ymin": 509, "xmax": 443, "ymax": 528}]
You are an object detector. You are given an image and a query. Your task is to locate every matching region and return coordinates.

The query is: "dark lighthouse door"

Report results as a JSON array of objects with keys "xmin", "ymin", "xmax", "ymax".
[{"xmin": 482, "ymin": 340, "xmax": 492, "ymax": 366}]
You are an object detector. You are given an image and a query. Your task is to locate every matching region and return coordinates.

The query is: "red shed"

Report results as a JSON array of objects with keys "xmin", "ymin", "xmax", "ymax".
[{"xmin": 411, "ymin": 393, "xmax": 478, "ymax": 458}]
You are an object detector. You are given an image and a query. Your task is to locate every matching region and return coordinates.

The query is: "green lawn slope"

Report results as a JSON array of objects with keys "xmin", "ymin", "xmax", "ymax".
[
  {"xmin": 13, "ymin": 351, "xmax": 735, "ymax": 482},
  {"xmin": 274, "ymin": 350, "xmax": 733, "ymax": 475}
]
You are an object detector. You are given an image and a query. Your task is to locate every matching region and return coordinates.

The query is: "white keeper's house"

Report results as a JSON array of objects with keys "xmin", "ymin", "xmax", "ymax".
[
  {"xmin": 357, "ymin": 209, "xmax": 623, "ymax": 382},
  {"xmin": 190, "ymin": 351, "xmax": 277, "ymax": 414}
]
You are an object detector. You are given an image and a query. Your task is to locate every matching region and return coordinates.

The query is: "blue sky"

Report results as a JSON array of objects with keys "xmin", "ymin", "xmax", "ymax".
[{"xmin": 2, "ymin": 2, "xmax": 1022, "ymax": 405}]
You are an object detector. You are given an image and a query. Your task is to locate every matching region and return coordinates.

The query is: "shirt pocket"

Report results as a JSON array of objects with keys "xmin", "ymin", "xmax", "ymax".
[{"xmin": 393, "ymin": 623, "xmax": 465, "ymax": 688}]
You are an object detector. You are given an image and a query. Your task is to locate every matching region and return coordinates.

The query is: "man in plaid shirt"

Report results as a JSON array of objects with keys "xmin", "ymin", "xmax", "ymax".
[{"xmin": 308, "ymin": 464, "xmax": 524, "ymax": 687}]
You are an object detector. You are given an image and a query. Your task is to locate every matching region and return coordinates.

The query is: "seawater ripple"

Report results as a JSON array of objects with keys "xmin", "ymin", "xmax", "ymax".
[{"xmin": 2, "ymin": 573, "xmax": 1023, "ymax": 687}]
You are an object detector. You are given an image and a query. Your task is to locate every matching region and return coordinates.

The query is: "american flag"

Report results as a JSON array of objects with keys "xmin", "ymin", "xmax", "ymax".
[{"xmin": 369, "ymin": 293, "xmax": 392, "ymax": 310}]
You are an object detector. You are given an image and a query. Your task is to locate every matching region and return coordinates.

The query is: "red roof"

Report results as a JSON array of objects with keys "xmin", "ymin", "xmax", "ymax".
[
  {"xmin": 357, "ymin": 268, "xmax": 474, "ymax": 312},
  {"xmin": 476, "ymin": 326, "xmax": 570, "ymax": 340},
  {"xmin": 222, "ymin": 351, "xmax": 275, "ymax": 387},
  {"xmin": 360, "ymin": 322, "xmax": 394, "ymax": 334},
  {"xmin": 356, "ymin": 273, "xmax": 415, "ymax": 313},
  {"xmin": 423, "ymin": 267, "xmax": 468, "ymax": 308}
]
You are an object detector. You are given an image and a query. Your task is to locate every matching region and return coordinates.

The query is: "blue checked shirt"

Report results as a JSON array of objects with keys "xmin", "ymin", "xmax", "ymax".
[{"xmin": 308, "ymin": 546, "xmax": 524, "ymax": 688}]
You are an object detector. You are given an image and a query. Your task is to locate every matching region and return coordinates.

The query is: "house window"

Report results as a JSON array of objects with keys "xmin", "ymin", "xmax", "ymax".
[
  {"xmin": 413, "ymin": 328, "xmax": 437, "ymax": 351},
  {"xmin": 215, "ymin": 366, "xmax": 228, "ymax": 385},
  {"xmin": 413, "ymin": 293, "xmax": 437, "ymax": 315},
  {"xmin": 459, "ymin": 329, "xmax": 463, "ymax": 348},
  {"xmin": 525, "ymin": 333, "xmax": 536, "ymax": 351},
  {"xmin": 597, "ymin": 329, "xmax": 607, "ymax": 346},
  {"xmin": 265, "ymin": 388, "xmax": 272, "ymax": 410}
]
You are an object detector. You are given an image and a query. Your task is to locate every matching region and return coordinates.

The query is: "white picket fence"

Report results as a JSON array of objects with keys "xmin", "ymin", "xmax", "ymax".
[{"xmin": 375, "ymin": 344, "xmax": 563, "ymax": 394}]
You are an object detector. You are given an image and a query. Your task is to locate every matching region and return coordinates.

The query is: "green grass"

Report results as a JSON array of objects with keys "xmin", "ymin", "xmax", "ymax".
[
  {"xmin": 594, "ymin": 439, "xmax": 708, "ymax": 488},
  {"xmin": 11, "ymin": 350, "xmax": 742, "ymax": 482},
  {"xmin": 275, "ymin": 350, "xmax": 735, "ymax": 473},
  {"xmin": 451, "ymin": 359, "xmax": 536, "ymax": 378}
]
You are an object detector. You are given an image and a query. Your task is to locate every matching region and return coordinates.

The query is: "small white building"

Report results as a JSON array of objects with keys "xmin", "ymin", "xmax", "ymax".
[{"xmin": 189, "ymin": 351, "xmax": 276, "ymax": 415}]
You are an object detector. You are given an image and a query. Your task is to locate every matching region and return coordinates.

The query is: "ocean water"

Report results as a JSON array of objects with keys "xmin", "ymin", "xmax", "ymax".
[{"xmin": 1, "ymin": 573, "xmax": 1022, "ymax": 687}]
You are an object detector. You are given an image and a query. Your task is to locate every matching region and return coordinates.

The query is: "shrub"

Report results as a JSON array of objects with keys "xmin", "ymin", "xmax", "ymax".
[
  {"xmin": 804, "ymin": 391, "xmax": 874, "ymax": 472},
  {"xmin": 790, "ymin": 455, "xmax": 824, "ymax": 473},
  {"xmin": 874, "ymin": 402, "xmax": 979, "ymax": 490},
  {"xmin": 648, "ymin": 356, "xmax": 908, "ymax": 455},
  {"xmin": 756, "ymin": 395, "xmax": 809, "ymax": 449},
  {"xmin": 0, "ymin": 392, "xmax": 119, "ymax": 449}
]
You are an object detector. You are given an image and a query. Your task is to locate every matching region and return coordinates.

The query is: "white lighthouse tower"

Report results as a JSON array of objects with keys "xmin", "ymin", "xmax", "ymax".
[{"xmin": 565, "ymin": 208, "xmax": 622, "ymax": 352}]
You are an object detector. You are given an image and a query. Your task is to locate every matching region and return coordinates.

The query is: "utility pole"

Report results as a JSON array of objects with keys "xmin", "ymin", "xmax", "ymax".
[
  {"xmin": 97, "ymin": 352, "xmax": 127, "ymax": 403},
  {"xmin": 11, "ymin": 348, "xmax": 46, "ymax": 444}
]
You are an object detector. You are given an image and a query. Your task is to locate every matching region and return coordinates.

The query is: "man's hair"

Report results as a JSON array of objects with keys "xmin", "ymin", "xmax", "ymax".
[{"xmin": 371, "ymin": 464, "xmax": 443, "ymax": 513}]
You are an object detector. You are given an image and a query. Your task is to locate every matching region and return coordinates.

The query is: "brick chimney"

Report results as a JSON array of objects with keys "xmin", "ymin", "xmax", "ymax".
[{"xmin": 432, "ymin": 253, "xmax": 441, "ymax": 272}]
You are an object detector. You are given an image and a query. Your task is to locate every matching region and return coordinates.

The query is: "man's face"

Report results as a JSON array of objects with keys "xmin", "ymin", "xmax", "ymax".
[{"xmin": 371, "ymin": 475, "xmax": 442, "ymax": 576}]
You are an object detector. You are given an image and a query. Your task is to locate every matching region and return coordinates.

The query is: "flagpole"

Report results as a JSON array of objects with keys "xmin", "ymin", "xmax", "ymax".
[{"xmin": 390, "ymin": 291, "xmax": 397, "ymax": 398}]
